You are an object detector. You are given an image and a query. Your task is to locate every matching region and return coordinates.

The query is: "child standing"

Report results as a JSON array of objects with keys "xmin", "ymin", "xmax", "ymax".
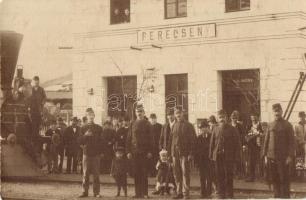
[
  {"xmin": 153, "ymin": 149, "xmax": 176, "ymax": 196},
  {"xmin": 111, "ymin": 147, "xmax": 128, "ymax": 197}
]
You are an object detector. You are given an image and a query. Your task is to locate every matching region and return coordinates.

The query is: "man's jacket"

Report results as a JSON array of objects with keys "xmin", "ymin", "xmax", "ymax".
[
  {"xmin": 209, "ymin": 123, "xmax": 241, "ymax": 162},
  {"xmin": 263, "ymin": 118, "xmax": 295, "ymax": 161},
  {"xmin": 169, "ymin": 120, "xmax": 196, "ymax": 157}
]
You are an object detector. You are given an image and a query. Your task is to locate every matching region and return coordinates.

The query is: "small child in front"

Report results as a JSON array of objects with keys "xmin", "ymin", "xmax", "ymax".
[{"xmin": 111, "ymin": 147, "xmax": 128, "ymax": 197}]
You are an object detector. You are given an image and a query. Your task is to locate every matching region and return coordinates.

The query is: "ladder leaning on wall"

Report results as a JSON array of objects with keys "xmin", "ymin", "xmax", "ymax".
[{"xmin": 283, "ymin": 53, "xmax": 306, "ymax": 121}]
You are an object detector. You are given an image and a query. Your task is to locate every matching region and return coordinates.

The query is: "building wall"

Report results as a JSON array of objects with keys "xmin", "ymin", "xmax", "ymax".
[{"xmin": 72, "ymin": 0, "xmax": 306, "ymax": 124}]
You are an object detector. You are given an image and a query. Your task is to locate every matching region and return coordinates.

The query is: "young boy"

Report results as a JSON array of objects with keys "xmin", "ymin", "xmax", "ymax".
[
  {"xmin": 195, "ymin": 120, "xmax": 212, "ymax": 198},
  {"xmin": 153, "ymin": 149, "xmax": 176, "ymax": 196},
  {"xmin": 45, "ymin": 120, "xmax": 61, "ymax": 173},
  {"xmin": 111, "ymin": 147, "xmax": 128, "ymax": 197}
]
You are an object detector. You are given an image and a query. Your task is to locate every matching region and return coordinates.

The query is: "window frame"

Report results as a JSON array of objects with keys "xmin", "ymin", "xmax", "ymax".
[
  {"xmin": 110, "ymin": 0, "xmax": 131, "ymax": 25},
  {"xmin": 164, "ymin": 0, "xmax": 187, "ymax": 19},
  {"xmin": 225, "ymin": 0, "xmax": 250, "ymax": 13}
]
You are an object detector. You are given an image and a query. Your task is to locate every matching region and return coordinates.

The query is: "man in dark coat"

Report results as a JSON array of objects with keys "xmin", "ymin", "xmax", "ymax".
[
  {"xmin": 101, "ymin": 121, "xmax": 116, "ymax": 174},
  {"xmin": 209, "ymin": 109, "xmax": 241, "ymax": 199},
  {"xmin": 64, "ymin": 117, "xmax": 81, "ymax": 174},
  {"xmin": 230, "ymin": 111, "xmax": 246, "ymax": 179},
  {"xmin": 263, "ymin": 103, "xmax": 295, "ymax": 198},
  {"xmin": 126, "ymin": 104, "xmax": 154, "ymax": 199},
  {"xmin": 159, "ymin": 110, "xmax": 176, "ymax": 151},
  {"xmin": 56, "ymin": 117, "xmax": 67, "ymax": 173},
  {"xmin": 79, "ymin": 108, "xmax": 104, "ymax": 198},
  {"xmin": 195, "ymin": 119, "xmax": 212, "ymax": 198},
  {"xmin": 169, "ymin": 107, "xmax": 196, "ymax": 199},
  {"xmin": 245, "ymin": 114, "xmax": 263, "ymax": 182},
  {"xmin": 149, "ymin": 113, "xmax": 162, "ymax": 176},
  {"xmin": 114, "ymin": 117, "xmax": 129, "ymax": 150},
  {"xmin": 29, "ymin": 76, "xmax": 46, "ymax": 152}
]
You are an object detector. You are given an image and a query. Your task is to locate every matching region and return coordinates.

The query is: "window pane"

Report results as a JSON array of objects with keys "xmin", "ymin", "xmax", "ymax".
[
  {"xmin": 166, "ymin": 3, "xmax": 177, "ymax": 18},
  {"xmin": 226, "ymin": 0, "xmax": 239, "ymax": 12},
  {"xmin": 178, "ymin": 0, "xmax": 187, "ymax": 16},
  {"xmin": 241, "ymin": 0, "xmax": 250, "ymax": 9}
]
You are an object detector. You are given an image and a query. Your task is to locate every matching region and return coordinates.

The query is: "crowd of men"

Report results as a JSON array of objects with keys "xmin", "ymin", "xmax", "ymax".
[{"xmin": 2, "ymin": 76, "xmax": 306, "ymax": 199}]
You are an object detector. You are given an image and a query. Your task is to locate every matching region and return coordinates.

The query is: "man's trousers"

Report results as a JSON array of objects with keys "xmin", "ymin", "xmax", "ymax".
[
  {"xmin": 172, "ymin": 151, "xmax": 191, "ymax": 197},
  {"xmin": 214, "ymin": 155, "xmax": 234, "ymax": 199},
  {"xmin": 269, "ymin": 159, "xmax": 291, "ymax": 198},
  {"xmin": 133, "ymin": 153, "xmax": 149, "ymax": 197},
  {"xmin": 66, "ymin": 153, "xmax": 78, "ymax": 173},
  {"xmin": 82, "ymin": 155, "xmax": 100, "ymax": 195},
  {"xmin": 198, "ymin": 158, "xmax": 212, "ymax": 197}
]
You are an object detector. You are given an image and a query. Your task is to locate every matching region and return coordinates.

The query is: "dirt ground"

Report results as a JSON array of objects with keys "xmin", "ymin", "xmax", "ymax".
[{"xmin": 0, "ymin": 181, "xmax": 286, "ymax": 200}]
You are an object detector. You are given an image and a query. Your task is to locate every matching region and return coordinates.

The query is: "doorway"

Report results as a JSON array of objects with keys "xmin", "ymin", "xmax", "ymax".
[
  {"xmin": 165, "ymin": 74, "xmax": 188, "ymax": 120},
  {"xmin": 221, "ymin": 69, "xmax": 260, "ymax": 123},
  {"xmin": 107, "ymin": 76, "xmax": 137, "ymax": 119}
]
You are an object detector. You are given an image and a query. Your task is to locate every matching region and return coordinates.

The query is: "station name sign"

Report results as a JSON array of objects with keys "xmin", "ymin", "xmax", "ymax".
[{"xmin": 137, "ymin": 23, "xmax": 216, "ymax": 44}]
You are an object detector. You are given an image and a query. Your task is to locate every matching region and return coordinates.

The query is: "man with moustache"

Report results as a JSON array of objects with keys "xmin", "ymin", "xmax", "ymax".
[
  {"xmin": 169, "ymin": 107, "xmax": 196, "ymax": 199},
  {"xmin": 126, "ymin": 104, "xmax": 154, "ymax": 199},
  {"xmin": 263, "ymin": 103, "xmax": 295, "ymax": 198},
  {"xmin": 79, "ymin": 108, "xmax": 104, "ymax": 198},
  {"xmin": 209, "ymin": 109, "xmax": 241, "ymax": 199}
]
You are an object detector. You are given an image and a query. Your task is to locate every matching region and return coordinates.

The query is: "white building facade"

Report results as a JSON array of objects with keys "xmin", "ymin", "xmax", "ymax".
[{"xmin": 73, "ymin": 0, "xmax": 306, "ymax": 124}]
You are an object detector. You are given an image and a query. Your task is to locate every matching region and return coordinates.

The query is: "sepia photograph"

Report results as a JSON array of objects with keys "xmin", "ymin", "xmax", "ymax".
[{"xmin": 1, "ymin": 0, "xmax": 306, "ymax": 199}]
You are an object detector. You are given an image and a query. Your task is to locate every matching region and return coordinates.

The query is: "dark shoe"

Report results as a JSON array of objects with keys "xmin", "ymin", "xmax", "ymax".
[
  {"xmin": 184, "ymin": 195, "xmax": 190, "ymax": 199},
  {"xmin": 79, "ymin": 193, "xmax": 88, "ymax": 198},
  {"xmin": 132, "ymin": 195, "xmax": 142, "ymax": 199},
  {"xmin": 152, "ymin": 190, "xmax": 161, "ymax": 195},
  {"xmin": 173, "ymin": 194, "xmax": 184, "ymax": 199}
]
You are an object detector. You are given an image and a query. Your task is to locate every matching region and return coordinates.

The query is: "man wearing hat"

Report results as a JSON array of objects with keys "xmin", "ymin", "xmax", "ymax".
[
  {"xmin": 295, "ymin": 111, "xmax": 306, "ymax": 165},
  {"xmin": 63, "ymin": 117, "xmax": 81, "ymax": 174},
  {"xmin": 56, "ymin": 117, "xmax": 67, "ymax": 173},
  {"xmin": 29, "ymin": 76, "xmax": 46, "ymax": 154},
  {"xmin": 169, "ymin": 107, "xmax": 196, "ymax": 199},
  {"xmin": 79, "ymin": 108, "xmax": 104, "ymax": 198},
  {"xmin": 126, "ymin": 104, "xmax": 154, "ymax": 198},
  {"xmin": 209, "ymin": 109, "xmax": 240, "ymax": 199},
  {"xmin": 149, "ymin": 113, "xmax": 162, "ymax": 176},
  {"xmin": 159, "ymin": 109, "xmax": 176, "ymax": 151},
  {"xmin": 195, "ymin": 119, "xmax": 212, "ymax": 198},
  {"xmin": 263, "ymin": 103, "xmax": 295, "ymax": 198}
]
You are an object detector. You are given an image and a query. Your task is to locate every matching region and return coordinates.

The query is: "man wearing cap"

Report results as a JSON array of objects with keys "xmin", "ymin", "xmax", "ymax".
[
  {"xmin": 64, "ymin": 117, "xmax": 81, "ymax": 174},
  {"xmin": 29, "ymin": 76, "xmax": 46, "ymax": 153},
  {"xmin": 209, "ymin": 109, "xmax": 240, "ymax": 199},
  {"xmin": 126, "ymin": 104, "xmax": 154, "ymax": 199},
  {"xmin": 79, "ymin": 108, "xmax": 104, "ymax": 198},
  {"xmin": 56, "ymin": 117, "xmax": 67, "ymax": 173},
  {"xmin": 159, "ymin": 109, "xmax": 176, "ymax": 151},
  {"xmin": 295, "ymin": 111, "xmax": 306, "ymax": 165},
  {"xmin": 169, "ymin": 107, "xmax": 196, "ymax": 199},
  {"xmin": 149, "ymin": 113, "xmax": 162, "ymax": 176},
  {"xmin": 263, "ymin": 103, "xmax": 295, "ymax": 198}
]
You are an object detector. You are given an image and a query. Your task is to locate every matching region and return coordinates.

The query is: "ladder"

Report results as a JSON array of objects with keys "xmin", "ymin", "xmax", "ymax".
[{"xmin": 283, "ymin": 71, "xmax": 306, "ymax": 120}]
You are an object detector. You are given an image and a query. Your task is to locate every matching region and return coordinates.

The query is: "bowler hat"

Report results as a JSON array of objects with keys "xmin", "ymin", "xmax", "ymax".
[{"xmin": 71, "ymin": 117, "xmax": 78, "ymax": 122}]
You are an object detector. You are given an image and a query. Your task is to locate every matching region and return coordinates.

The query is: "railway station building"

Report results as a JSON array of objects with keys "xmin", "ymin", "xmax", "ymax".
[{"xmin": 72, "ymin": 0, "xmax": 306, "ymax": 124}]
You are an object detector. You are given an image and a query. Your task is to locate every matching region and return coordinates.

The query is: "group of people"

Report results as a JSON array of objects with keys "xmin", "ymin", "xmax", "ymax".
[
  {"xmin": 70, "ymin": 102, "xmax": 303, "ymax": 199},
  {"xmin": 2, "ymin": 75, "xmax": 305, "ymax": 199}
]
